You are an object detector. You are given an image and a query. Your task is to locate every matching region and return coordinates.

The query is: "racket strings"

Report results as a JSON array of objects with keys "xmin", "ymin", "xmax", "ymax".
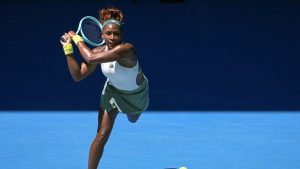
[{"xmin": 77, "ymin": 16, "xmax": 104, "ymax": 46}]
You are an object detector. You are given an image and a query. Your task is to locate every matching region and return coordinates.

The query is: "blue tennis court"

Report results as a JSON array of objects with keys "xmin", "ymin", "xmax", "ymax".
[{"xmin": 1, "ymin": 111, "xmax": 300, "ymax": 169}]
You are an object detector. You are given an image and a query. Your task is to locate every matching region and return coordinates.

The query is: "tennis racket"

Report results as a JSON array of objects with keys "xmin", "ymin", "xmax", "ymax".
[{"xmin": 61, "ymin": 16, "xmax": 104, "ymax": 46}]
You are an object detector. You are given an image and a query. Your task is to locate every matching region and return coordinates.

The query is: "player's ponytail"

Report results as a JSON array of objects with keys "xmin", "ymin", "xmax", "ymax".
[{"xmin": 99, "ymin": 6, "xmax": 124, "ymax": 24}]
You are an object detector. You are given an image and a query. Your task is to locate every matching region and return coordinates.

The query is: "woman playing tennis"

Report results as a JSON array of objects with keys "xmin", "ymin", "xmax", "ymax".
[{"xmin": 60, "ymin": 6, "xmax": 149, "ymax": 169}]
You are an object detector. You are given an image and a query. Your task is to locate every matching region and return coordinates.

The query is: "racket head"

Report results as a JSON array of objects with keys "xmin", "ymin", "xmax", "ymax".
[{"xmin": 77, "ymin": 16, "xmax": 105, "ymax": 46}]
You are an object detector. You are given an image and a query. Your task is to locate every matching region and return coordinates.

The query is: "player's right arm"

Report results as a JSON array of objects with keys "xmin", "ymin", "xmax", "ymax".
[
  {"xmin": 61, "ymin": 33, "xmax": 98, "ymax": 82},
  {"xmin": 65, "ymin": 56, "xmax": 97, "ymax": 82}
]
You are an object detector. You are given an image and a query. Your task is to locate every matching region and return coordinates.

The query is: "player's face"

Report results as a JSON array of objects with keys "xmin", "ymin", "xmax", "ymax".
[{"xmin": 102, "ymin": 24, "xmax": 122, "ymax": 49}]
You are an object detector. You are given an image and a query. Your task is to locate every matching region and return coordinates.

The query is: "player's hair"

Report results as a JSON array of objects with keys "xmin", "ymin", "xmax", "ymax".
[{"xmin": 99, "ymin": 6, "xmax": 124, "ymax": 24}]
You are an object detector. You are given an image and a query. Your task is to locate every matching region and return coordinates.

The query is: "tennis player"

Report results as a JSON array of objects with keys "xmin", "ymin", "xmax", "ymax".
[{"xmin": 60, "ymin": 6, "xmax": 149, "ymax": 169}]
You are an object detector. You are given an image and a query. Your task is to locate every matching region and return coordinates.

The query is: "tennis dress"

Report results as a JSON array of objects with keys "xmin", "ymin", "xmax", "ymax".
[{"xmin": 100, "ymin": 46, "xmax": 149, "ymax": 115}]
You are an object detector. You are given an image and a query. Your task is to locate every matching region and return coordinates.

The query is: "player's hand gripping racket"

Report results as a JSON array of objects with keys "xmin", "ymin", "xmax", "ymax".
[{"xmin": 61, "ymin": 16, "xmax": 105, "ymax": 46}]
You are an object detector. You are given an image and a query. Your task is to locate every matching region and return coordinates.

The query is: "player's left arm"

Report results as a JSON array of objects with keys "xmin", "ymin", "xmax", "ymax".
[
  {"xmin": 68, "ymin": 31, "xmax": 134, "ymax": 64},
  {"xmin": 79, "ymin": 43, "xmax": 134, "ymax": 64}
]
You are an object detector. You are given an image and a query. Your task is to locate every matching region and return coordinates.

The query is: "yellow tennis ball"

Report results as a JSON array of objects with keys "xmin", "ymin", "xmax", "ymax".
[{"xmin": 179, "ymin": 167, "xmax": 187, "ymax": 169}]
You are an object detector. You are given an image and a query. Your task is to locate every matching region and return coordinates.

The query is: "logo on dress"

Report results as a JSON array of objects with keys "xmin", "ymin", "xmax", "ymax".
[{"xmin": 109, "ymin": 63, "xmax": 114, "ymax": 68}]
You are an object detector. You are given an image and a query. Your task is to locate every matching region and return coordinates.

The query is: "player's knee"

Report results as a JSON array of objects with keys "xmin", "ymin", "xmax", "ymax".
[{"xmin": 95, "ymin": 128, "xmax": 110, "ymax": 145}]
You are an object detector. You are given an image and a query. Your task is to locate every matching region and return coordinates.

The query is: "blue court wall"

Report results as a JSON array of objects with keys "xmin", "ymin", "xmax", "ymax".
[{"xmin": 0, "ymin": 0, "xmax": 300, "ymax": 111}]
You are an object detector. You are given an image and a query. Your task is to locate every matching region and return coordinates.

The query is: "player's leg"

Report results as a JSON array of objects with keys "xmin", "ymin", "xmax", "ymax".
[{"xmin": 88, "ymin": 107, "xmax": 119, "ymax": 169}]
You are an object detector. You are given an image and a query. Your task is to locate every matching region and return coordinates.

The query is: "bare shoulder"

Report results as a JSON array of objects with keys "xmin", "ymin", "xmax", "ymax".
[
  {"xmin": 122, "ymin": 42, "xmax": 134, "ymax": 49},
  {"xmin": 115, "ymin": 43, "xmax": 135, "ymax": 54},
  {"xmin": 92, "ymin": 45, "xmax": 106, "ymax": 53},
  {"xmin": 117, "ymin": 43, "xmax": 137, "ymax": 67},
  {"xmin": 113, "ymin": 42, "xmax": 133, "ymax": 49}
]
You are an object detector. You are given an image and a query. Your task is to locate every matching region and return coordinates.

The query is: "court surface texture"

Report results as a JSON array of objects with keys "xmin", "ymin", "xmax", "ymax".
[{"xmin": 1, "ymin": 111, "xmax": 300, "ymax": 169}]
